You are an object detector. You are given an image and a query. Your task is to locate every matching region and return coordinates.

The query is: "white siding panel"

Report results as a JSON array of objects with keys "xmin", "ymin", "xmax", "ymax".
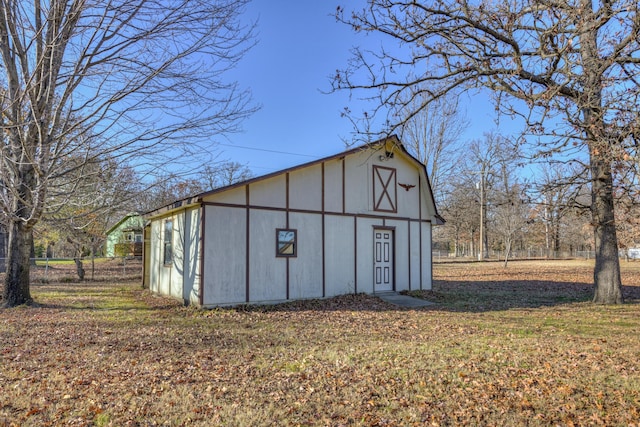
[
  {"xmin": 248, "ymin": 209, "xmax": 287, "ymax": 302},
  {"xmin": 323, "ymin": 159, "xmax": 343, "ymax": 213},
  {"xmin": 204, "ymin": 186, "xmax": 246, "ymax": 205},
  {"xmin": 289, "ymin": 165, "xmax": 322, "ymax": 211},
  {"xmin": 158, "ymin": 215, "xmax": 173, "ymax": 297},
  {"xmin": 289, "ymin": 213, "xmax": 323, "ymax": 299},
  {"xmin": 182, "ymin": 207, "xmax": 201, "ymax": 305},
  {"xmin": 344, "ymin": 152, "xmax": 370, "ymax": 214},
  {"xmin": 420, "ymin": 176, "xmax": 438, "ymax": 222},
  {"xmin": 250, "ymin": 175, "xmax": 286, "ymax": 208},
  {"xmin": 421, "ymin": 222, "xmax": 433, "ymax": 290},
  {"xmin": 203, "ymin": 206, "xmax": 246, "ymax": 306},
  {"xmin": 170, "ymin": 211, "xmax": 185, "ymax": 300},
  {"xmin": 149, "ymin": 220, "xmax": 161, "ymax": 293},
  {"xmin": 395, "ymin": 158, "xmax": 421, "ymax": 219},
  {"xmin": 385, "ymin": 220, "xmax": 409, "ymax": 292},
  {"xmin": 409, "ymin": 221, "xmax": 422, "ymax": 291},
  {"xmin": 356, "ymin": 217, "xmax": 381, "ymax": 294},
  {"xmin": 324, "ymin": 215, "xmax": 355, "ymax": 297}
]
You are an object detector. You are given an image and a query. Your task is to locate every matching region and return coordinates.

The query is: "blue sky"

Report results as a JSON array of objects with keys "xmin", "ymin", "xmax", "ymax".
[{"xmin": 221, "ymin": 1, "xmax": 510, "ymax": 175}]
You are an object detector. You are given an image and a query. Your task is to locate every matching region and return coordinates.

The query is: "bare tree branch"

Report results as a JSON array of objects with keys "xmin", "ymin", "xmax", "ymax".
[
  {"xmin": 333, "ymin": 0, "xmax": 640, "ymax": 303},
  {"xmin": 0, "ymin": 0, "xmax": 257, "ymax": 306}
]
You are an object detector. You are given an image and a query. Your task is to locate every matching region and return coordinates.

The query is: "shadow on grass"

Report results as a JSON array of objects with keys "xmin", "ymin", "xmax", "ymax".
[
  {"xmin": 405, "ymin": 279, "xmax": 640, "ymax": 312},
  {"xmin": 29, "ymin": 301, "xmax": 182, "ymax": 312},
  {"xmin": 18, "ymin": 281, "xmax": 183, "ymax": 312},
  {"xmin": 11, "ymin": 276, "xmax": 640, "ymax": 314},
  {"xmin": 227, "ymin": 281, "xmax": 610, "ymax": 313}
]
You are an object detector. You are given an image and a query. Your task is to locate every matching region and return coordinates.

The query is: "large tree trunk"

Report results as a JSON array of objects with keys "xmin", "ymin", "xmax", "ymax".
[
  {"xmin": 2, "ymin": 221, "xmax": 34, "ymax": 307},
  {"xmin": 580, "ymin": 1, "xmax": 623, "ymax": 304},
  {"xmin": 591, "ymin": 154, "xmax": 623, "ymax": 304}
]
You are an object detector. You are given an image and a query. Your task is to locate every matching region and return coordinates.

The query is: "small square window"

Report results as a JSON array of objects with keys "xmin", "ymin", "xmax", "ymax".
[{"xmin": 276, "ymin": 229, "xmax": 297, "ymax": 257}]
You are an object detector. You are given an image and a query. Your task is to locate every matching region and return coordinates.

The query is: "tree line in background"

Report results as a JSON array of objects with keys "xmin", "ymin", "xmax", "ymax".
[
  {"xmin": 3, "ymin": 0, "xmax": 639, "ymax": 307},
  {"xmin": 0, "ymin": 0, "xmax": 257, "ymax": 306},
  {"xmin": 333, "ymin": 0, "xmax": 640, "ymax": 304},
  {"xmin": 29, "ymin": 160, "xmax": 253, "ymax": 262},
  {"xmin": 400, "ymin": 94, "xmax": 640, "ymax": 266}
]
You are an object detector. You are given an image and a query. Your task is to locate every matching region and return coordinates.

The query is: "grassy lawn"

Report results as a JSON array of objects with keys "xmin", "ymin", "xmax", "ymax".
[
  {"xmin": 33, "ymin": 257, "xmax": 114, "ymax": 266},
  {"xmin": 1, "ymin": 260, "xmax": 640, "ymax": 426}
]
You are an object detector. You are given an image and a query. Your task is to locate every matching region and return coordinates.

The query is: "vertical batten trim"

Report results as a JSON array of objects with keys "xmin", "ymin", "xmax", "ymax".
[
  {"xmin": 429, "ymin": 224, "xmax": 433, "ymax": 290},
  {"xmin": 321, "ymin": 162, "xmax": 326, "ymax": 298},
  {"xmin": 342, "ymin": 157, "xmax": 346, "ymax": 214},
  {"xmin": 418, "ymin": 176, "xmax": 423, "ymax": 290},
  {"xmin": 353, "ymin": 215, "xmax": 358, "ymax": 294},
  {"xmin": 199, "ymin": 205, "xmax": 205, "ymax": 306},
  {"xmin": 407, "ymin": 218, "xmax": 411, "ymax": 291},
  {"xmin": 286, "ymin": 173, "xmax": 290, "ymax": 300},
  {"xmin": 141, "ymin": 224, "xmax": 147, "ymax": 289},
  {"xmin": 245, "ymin": 185, "xmax": 250, "ymax": 303}
]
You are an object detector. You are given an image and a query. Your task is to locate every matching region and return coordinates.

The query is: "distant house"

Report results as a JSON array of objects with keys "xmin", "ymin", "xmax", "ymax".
[
  {"xmin": 628, "ymin": 248, "xmax": 640, "ymax": 259},
  {"xmin": 105, "ymin": 213, "xmax": 144, "ymax": 257},
  {"xmin": 143, "ymin": 136, "xmax": 444, "ymax": 307}
]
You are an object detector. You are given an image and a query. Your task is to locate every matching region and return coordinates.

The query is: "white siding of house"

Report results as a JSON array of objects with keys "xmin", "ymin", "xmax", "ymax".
[
  {"xmin": 323, "ymin": 159, "xmax": 343, "ymax": 213},
  {"xmin": 344, "ymin": 151, "xmax": 371, "ymax": 214},
  {"xmin": 157, "ymin": 217, "xmax": 171, "ymax": 297},
  {"xmin": 203, "ymin": 205, "xmax": 246, "ymax": 306},
  {"xmin": 289, "ymin": 212, "xmax": 323, "ymax": 299},
  {"xmin": 248, "ymin": 209, "xmax": 287, "ymax": 303},
  {"xmin": 386, "ymin": 219, "xmax": 409, "ymax": 292},
  {"xmin": 147, "ymin": 141, "xmax": 440, "ymax": 307},
  {"xmin": 210, "ymin": 186, "xmax": 246, "ymax": 205},
  {"xmin": 169, "ymin": 211, "xmax": 185, "ymax": 300},
  {"xmin": 149, "ymin": 220, "xmax": 161, "ymax": 294},
  {"xmin": 421, "ymin": 222, "xmax": 433, "ymax": 290},
  {"xmin": 396, "ymin": 163, "xmax": 421, "ymax": 218},
  {"xmin": 250, "ymin": 174, "xmax": 286, "ymax": 208},
  {"xmin": 182, "ymin": 207, "xmax": 201, "ymax": 304},
  {"xmin": 147, "ymin": 208, "xmax": 201, "ymax": 304},
  {"xmin": 355, "ymin": 217, "xmax": 379, "ymax": 294},
  {"xmin": 324, "ymin": 215, "xmax": 355, "ymax": 296},
  {"xmin": 409, "ymin": 221, "xmax": 422, "ymax": 290},
  {"xmin": 290, "ymin": 165, "xmax": 322, "ymax": 212}
]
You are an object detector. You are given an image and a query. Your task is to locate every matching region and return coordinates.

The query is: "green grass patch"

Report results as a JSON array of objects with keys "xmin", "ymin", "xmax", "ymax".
[{"xmin": 34, "ymin": 257, "xmax": 114, "ymax": 266}]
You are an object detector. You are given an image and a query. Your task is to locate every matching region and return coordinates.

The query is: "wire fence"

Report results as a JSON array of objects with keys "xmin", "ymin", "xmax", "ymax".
[
  {"xmin": 0, "ymin": 257, "xmax": 143, "ymax": 283},
  {"xmin": 432, "ymin": 249, "xmax": 599, "ymax": 262}
]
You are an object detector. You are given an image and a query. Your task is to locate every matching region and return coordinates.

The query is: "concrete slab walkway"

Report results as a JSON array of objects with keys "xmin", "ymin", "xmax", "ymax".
[{"xmin": 376, "ymin": 292, "xmax": 435, "ymax": 308}]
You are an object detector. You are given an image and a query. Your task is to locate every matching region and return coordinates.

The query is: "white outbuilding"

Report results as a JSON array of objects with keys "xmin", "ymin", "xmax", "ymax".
[{"xmin": 142, "ymin": 136, "xmax": 444, "ymax": 307}]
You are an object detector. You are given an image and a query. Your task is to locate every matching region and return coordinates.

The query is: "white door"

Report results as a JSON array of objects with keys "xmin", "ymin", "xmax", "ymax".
[{"xmin": 374, "ymin": 229, "xmax": 394, "ymax": 292}]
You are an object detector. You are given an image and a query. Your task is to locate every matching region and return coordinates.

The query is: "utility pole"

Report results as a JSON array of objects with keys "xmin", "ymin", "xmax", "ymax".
[
  {"xmin": 478, "ymin": 173, "xmax": 484, "ymax": 261},
  {"xmin": 478, "ymin": 178, "xmax": 484, "ymax": 261}
]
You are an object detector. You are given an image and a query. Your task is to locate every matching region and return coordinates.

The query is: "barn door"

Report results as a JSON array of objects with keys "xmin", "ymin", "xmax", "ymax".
[{"xmin": 374, "ymin": 229, "xmax": 394, "ymax": 292}]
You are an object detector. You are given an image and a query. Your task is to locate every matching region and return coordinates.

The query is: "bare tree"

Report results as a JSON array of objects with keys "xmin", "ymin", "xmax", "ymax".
[
  {"xmin": 466, "ymin": 132, "xmax": 518, "ymax": 259},
  {"xmin": 616, "ymin": 191, "xmax": 640, "ymax": 260},
  {"xmin": 398, "ymin": 91, "xmax": 468, "ymax": 203},
  {"xmin": 135, "ymin": 174, "xmax": 208, "ymax": 214},
  {"xmin": 47, "ymin": 156, "xmax": 141, "ymax": 280},
  {"xmin": 438, "ymin": 181, "xmax": 479, "ymax": 257},
  {"xmin": 333, "ymin": 0, "xmax": 640, "ymax": 303},
  {"xmin": 535, "ymin": 164, "xmax": 586, "ymax": 258},
  {"xmin": 200, "ymin": 161, "xmax": 253, "ymax": 190},
  {"xmin": 0, "ymin": 0, "xmax": 257, "ymax": 307}
]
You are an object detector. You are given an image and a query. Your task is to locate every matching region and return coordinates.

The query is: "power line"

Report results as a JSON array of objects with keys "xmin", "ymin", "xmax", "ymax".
[{"xmin": 218, "ymin": 143, "xmax": 318, "ymax": 158}]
